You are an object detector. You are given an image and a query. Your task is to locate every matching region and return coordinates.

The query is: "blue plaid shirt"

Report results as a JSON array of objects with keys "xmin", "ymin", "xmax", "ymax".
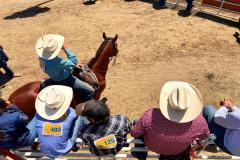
[{"xmin": 79, "ymin": 115, "xmax": 132, "ymax": 156}]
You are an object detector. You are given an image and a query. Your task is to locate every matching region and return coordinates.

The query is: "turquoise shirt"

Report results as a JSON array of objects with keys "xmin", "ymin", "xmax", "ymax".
[
  {"xmin": 215, "ymin": 106, "xmax": 240, "ymax": 156},
  {"xmin": 39, "ymin": 48, "xmax": 78, "ymax": 81},
  {"xmin": 36, "ymin": 108, "xmax": 76, "ymax": 158}
]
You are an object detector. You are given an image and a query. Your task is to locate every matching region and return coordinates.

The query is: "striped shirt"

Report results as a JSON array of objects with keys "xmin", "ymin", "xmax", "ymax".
[{"xmin": 79, "ymin": 115, "xmax": 132, "ymax": 156}]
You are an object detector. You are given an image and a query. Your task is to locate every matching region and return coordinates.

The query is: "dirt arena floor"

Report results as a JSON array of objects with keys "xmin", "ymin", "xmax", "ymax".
[{"xmin": 0, "ymin": 0, "xmax": 239, "ymax": 120}]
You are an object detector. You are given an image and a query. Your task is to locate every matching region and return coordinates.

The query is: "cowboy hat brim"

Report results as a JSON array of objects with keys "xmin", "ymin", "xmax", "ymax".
[
  {"xmin": 159, "ymin": 81, "xmax": 203, "ymax": 123},
  {"xmin": 36, "ymin": 34, "xmax": 64, "ymax": 60},
  {"xmin": 35, "ymin": 85, "xmax": 73, "ymax": 120}
]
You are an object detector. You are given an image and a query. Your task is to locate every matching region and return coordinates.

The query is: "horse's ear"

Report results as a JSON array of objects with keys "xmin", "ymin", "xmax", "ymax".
[
  {"xmin": 113, "ymin": 34, "xmax": 118, "ymax": 42},
  {"xmin": 103, "ymin": 32, "xmax": 107, "ymax": 40},
  {"xmin": 100, "ymin": 97, "xmax": 107, "ymax": 104}
]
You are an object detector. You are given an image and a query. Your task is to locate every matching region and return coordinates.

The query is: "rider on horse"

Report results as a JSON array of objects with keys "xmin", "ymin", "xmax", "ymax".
[{"xmin": 36, "ymin": 34, "xmax": 95, "ymax": 101}]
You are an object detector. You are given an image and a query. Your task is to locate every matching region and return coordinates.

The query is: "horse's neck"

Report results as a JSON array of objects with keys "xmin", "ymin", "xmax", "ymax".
[{"xmin": 91, "ymin": 51, "xmax": 110, "ymax": 78}]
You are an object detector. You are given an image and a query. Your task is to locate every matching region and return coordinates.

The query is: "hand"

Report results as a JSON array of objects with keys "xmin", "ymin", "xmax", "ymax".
[
  {"xmin": 220, "ymin": 99, "xmax": 233, "ymax": 109},
  {"xmin": 75, "ymin": 64, "xmax": 84, "ymax": 69},
  {"xmin": 78, "ymin": 64, "xmax": 84, "ymax": 68},
  {"xmin": 62, "ymin": 43, "xmax": 69, "ymax": 50}
]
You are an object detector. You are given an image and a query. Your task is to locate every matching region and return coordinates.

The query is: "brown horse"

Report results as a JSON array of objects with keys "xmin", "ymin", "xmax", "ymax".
[{"xmin": 8, "ymin": 32, "xmax": 118, "ymax": 119}]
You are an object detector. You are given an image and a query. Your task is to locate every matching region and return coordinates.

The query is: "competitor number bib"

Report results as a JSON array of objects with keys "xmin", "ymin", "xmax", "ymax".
[
  {"xmin": 94, "ymin": 134, "xmax": 117, "ymax": 149},
  {"xmin": 43, "ymin": 122, "xmax": 62, "ymax": 136}
]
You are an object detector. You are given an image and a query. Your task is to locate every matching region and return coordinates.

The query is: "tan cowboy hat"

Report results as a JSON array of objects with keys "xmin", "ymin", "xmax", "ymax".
[
  {"xmin": 35, "ymin": 85, "xmax": 73, "ymax": 120},
  {"xmin": 159, "ymin": 81, "xmax": 203, "ymax": 123},
  {"xmin": 36, "ymin": 34, "xmax": 64, "ymax": 60}
]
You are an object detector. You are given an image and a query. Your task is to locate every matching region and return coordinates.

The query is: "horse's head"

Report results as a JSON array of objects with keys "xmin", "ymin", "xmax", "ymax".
[
  {"xmin": 102, "ymin": 32, "xmax": 118, "ymax": 59},
  {"xmin": 87, "ymin": 32, "xmax": 119, "ymax": 68}
]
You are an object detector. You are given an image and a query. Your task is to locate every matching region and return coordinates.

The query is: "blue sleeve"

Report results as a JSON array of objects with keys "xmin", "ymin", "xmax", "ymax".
[
  {"xmin": 15, "ymin": 109, "xmax": 29, "ymax": 127},
  {"xmin": 64, "ymin": 48, "xmax": 78, "ymax": 65},
  {"xmin": 54, "ymin": 48, "xmax": 78, "ymax": 71},
  {"xmin": 214, "ymin": 106, "xmax": 240, "ymax": 129}
]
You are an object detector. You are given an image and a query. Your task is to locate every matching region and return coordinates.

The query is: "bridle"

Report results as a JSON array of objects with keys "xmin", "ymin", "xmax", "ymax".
[{"xmin": 87, "ymin": 37, "xmax": 119, "ymax": 73}]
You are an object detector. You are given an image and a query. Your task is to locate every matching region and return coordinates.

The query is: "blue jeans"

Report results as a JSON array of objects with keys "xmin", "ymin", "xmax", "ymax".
[
  {"xmin": 43, "ymin": 74, "xmax": 94, "ymax": 102},
  {"xmin": 69, "ymin": 116, "xmax": 89, "ymax": 146},
  {"xmin": 203, "ymin": 105, "xmax": 231, "ymax": 154},
  {"xmin": 186, "ymin": 0, "xmax": 193, "ymax": 11}
]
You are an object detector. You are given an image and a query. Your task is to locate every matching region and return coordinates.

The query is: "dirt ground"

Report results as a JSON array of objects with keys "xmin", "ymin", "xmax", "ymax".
[{"xmin": 0, "ymin": 0, "xmax": 239, "ymax": 120}]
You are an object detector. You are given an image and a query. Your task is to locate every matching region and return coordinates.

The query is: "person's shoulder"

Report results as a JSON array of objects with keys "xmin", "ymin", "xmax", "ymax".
[
  {"xmin": 143, "ymin": 107, "xmax": 160, "ymax": 116},
  {"xmin": 112, "ymin": 114, "xmax": 131, "ymax": 124},
  {"xmin": 69, "ymin": 107, "xmax": 75, "ymax": 112},
  {"xmin": 1, "ymin": 104, "xmax": 24, "ymax": 120},
  {"xmin": 112, "ymin": 114, "xmax": 129, "ymax": 119},
  {"xmin": 193, "ymin": 114, "xmax": 208, "ymax": 126},
  {"xmin": 43, "ymin": 56, "xmax": 62, "ymax": 63},
  {"xmin": 67, "ymin": 108, "xmax": 76, "ymax": 118}
]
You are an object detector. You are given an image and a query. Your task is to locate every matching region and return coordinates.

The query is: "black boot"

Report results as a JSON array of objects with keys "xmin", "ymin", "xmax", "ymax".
[{"xmin": 71, "ymin": 143, "xmax": 80, "ymax": 152}]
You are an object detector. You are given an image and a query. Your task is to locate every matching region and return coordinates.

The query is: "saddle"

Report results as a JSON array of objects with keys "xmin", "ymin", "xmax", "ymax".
[
  {"xmin": 73, "ymin": 65, "xmax": 99, "ymax": 90},
  {"xmin": 40, "ymin": 65, "xmax": 100, "ymax": 91}
]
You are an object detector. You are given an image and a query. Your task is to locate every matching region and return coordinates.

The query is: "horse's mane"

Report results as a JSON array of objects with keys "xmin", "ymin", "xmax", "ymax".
[{"xmin": 87, "ymin": 38, "xmax": 112, "ymax": 68}]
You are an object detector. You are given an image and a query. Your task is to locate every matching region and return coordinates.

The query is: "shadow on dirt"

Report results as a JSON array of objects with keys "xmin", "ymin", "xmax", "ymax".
[{"xmin": 4, "ymin": 0, "xmax": 54, "ymax": 20}]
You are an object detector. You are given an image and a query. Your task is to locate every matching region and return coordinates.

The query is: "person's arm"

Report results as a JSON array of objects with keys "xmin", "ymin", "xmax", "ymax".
[
  {"xmin": 127, "ymin": 117, "xmax": 132, "ymax": 132},
  {"xmin": 214, "ymin": 106, "xmax": 240, "ymax": 129},
  {"xmin": 198, "ymin": 120, "xmax": 210, "ymax": 140},
  {"xmin": 15, "ymin": 106, "xmax": 29, "ymax": 127},
  {"xmin": 124, "ymin": 116, "xmax": 132, "ymax": 133},
  {"xmin": 131, "ymin": 118, "xmax": 145, "ymax": 138},
  {"xmin": 63, "ymin": 48, "xmax": 78, "ymax": 65},
  {"xmin": 62, "ymin": 43, "xmax": 78, "ymax": 65},
  {"xmin": 54, "ymin": 48, "xmax": 78, "ymax": 71},
  {"xmin": 130, "ymin": 109, "xmax": 151, "ymax": 138}
]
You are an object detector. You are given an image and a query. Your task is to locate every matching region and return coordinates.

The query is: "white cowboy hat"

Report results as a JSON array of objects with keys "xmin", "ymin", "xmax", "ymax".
[
  {"xmin": 35, "ymin": 85, "xmax": 73, "ymax": 120},
  {"xmin": 36, "ymin": 34, "xmax": 64, "ymax": 60},
  {"xmin": 159, "ymin": 81, "xmax": 203, "ymax": 123}
]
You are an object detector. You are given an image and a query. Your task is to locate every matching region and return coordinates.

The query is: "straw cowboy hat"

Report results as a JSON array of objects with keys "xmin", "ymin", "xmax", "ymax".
[
  {"xmin": 36, "ymin": 34, "xmax": 64, "ymax": 60},
  {"xmin": 35, "ymin": 85, "xmax": 73, "ymax": 120},
  {"xmin": 159, "ymin": 81, "xmax": 203, "ymax": 123}
]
